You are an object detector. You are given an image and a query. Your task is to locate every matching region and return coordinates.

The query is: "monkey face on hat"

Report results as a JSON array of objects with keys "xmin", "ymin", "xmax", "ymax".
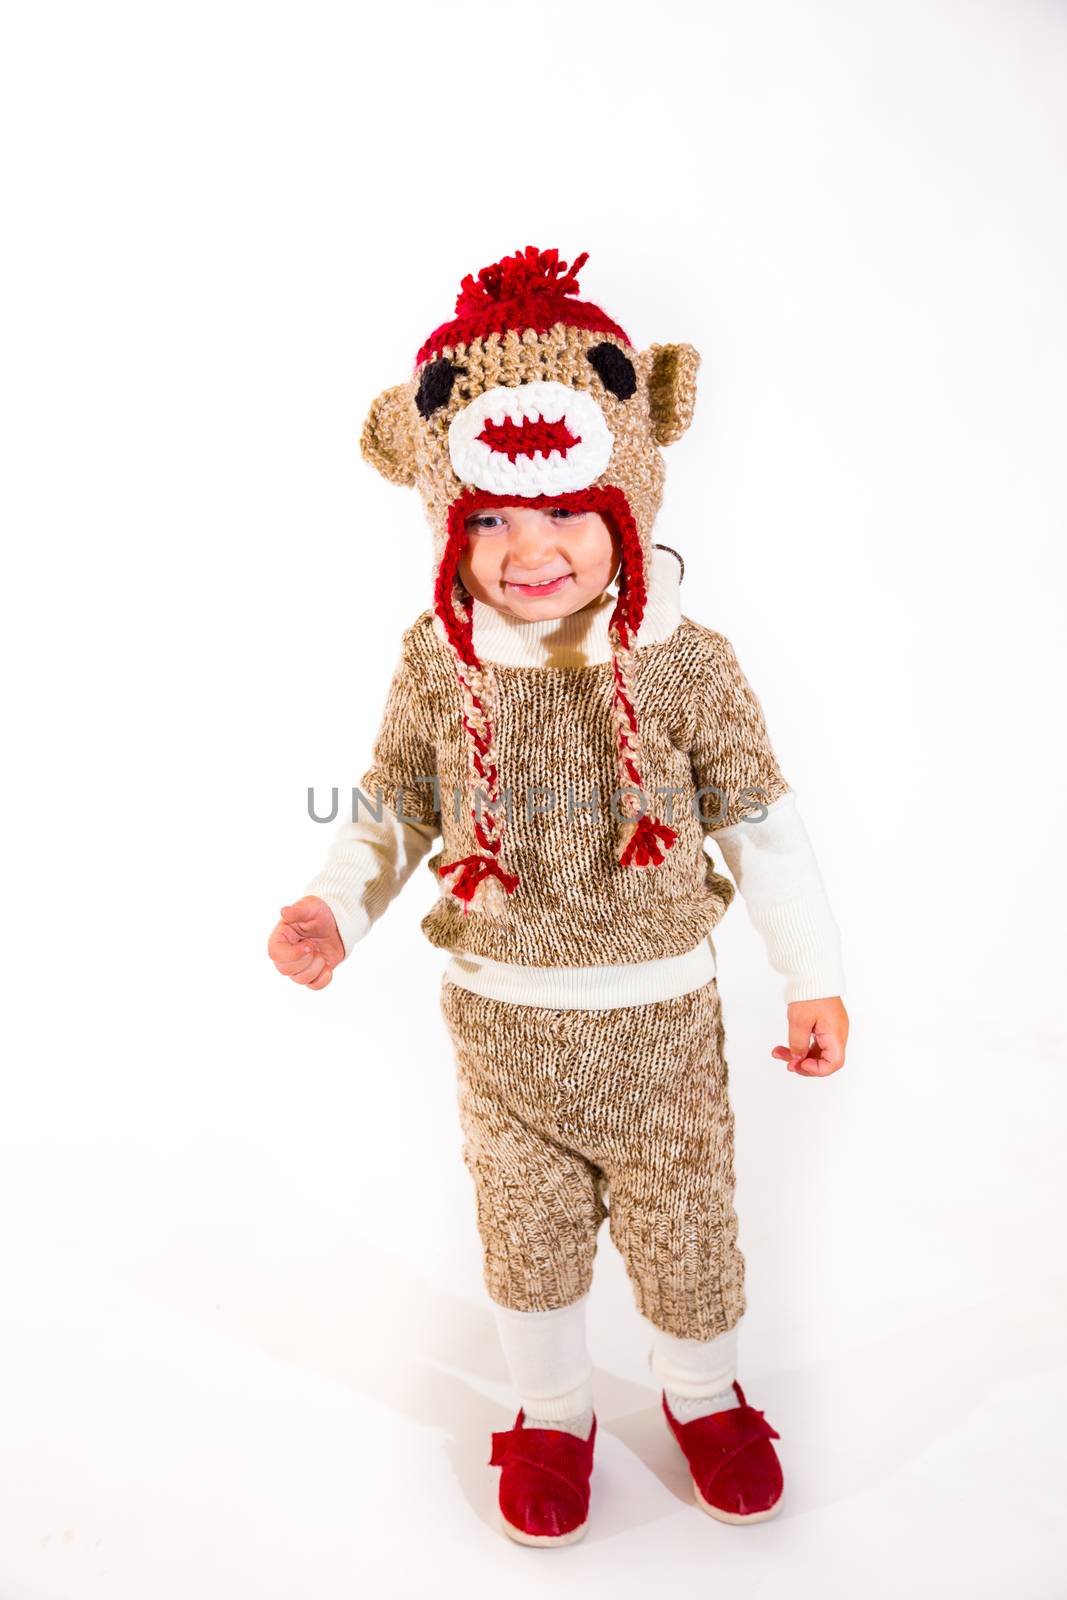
[{"xmin": 360, "ymin": 247, "xmax": 701, "ymax": 916}]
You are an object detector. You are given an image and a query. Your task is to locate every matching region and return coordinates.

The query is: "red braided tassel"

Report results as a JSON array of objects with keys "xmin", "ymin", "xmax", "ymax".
[
  {"xmin": 619, "ymin": 814, "xmax": 678, "ymax": 868},
  {"xmin": 439, "ymin": 853, "xmax": 521, "ymax": 908}
]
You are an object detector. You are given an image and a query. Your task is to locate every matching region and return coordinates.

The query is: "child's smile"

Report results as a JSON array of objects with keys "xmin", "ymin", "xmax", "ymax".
[{"xmin": 505, "ymin": 572, "xmax": 573, "ymax": 598}]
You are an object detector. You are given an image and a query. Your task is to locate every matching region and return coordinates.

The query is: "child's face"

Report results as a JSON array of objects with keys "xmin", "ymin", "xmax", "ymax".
[{"xmin": 458, "ymin": 505, "xmax": 620, "ymax": 621}]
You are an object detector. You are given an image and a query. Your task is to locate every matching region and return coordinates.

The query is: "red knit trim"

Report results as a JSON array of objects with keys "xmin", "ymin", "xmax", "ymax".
[
  {"xmin": 604, "ymin": 513, "xmax": 677, "ymax": 868},
  {"xmin": 415, "ymin": 246, "xmax": 632, "ymax": 366},
  {"xmin": 611, "ymin": 647, "xmax": 643, "ymax": 790}
]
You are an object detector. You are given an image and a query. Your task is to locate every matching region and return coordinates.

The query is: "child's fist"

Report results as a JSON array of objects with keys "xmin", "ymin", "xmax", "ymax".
[
  {"xmin": 771, "ymin": 997, "xmax": 849, "ymax": 1077},
  {"xmin": 267, "ymin": 896, "xmax": 345, "ymax": 990}
]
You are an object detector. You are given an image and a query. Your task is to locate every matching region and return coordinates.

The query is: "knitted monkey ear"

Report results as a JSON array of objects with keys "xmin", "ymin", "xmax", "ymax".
[
  {"xmin": 646, "ymin": 343, "xmax": 700, "ymax": 446},
  {"xmin": 361, "ymin": 383, "xmax": 417, "ymax": 486}
]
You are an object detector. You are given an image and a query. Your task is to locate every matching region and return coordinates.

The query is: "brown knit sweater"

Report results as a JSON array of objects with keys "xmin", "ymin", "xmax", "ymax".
[{"xmin": 357, "ymin": 609, "xmax": 790, "ymax": 968}]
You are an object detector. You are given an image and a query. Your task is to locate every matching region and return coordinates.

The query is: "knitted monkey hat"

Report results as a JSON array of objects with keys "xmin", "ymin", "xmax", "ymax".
[{"xmin": 361, "ymin": 246, "xmax": 700, "ymax": 915}]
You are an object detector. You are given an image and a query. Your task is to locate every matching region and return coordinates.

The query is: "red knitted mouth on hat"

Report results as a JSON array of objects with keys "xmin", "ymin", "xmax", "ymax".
[{"xmin": 478, "ymin": 414, "xmax": 582, "ymax": 464}]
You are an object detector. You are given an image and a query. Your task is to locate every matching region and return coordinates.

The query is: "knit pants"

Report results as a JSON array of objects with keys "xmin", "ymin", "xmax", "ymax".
[{"xmin": 439, "ymin": 974, "xmax": 745, "ymax": 1342}]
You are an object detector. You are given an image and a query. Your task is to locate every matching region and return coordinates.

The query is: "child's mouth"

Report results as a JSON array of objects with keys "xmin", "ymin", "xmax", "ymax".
[{"xmin": 505, "ymin": 574, "xmax": 573, "ymax": 597}]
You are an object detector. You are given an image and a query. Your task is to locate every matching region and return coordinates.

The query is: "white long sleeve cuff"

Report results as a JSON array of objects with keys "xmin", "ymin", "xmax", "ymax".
[
  {"xmin": 303, "ymin": 811, "xmax": 439, "ymax": 959},
  {"xmin": 710, "ymin": 789, "xmax": 846, "ymax": 1003}
]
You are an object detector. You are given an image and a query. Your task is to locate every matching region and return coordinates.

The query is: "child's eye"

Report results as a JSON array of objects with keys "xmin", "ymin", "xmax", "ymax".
[
  {"xmin": 548, "ymin": 508, "xmax": 583, "ymax": 520},
  {"xmin": 466, "ymin": 514, "xmax": 505, "ymax": 532}
]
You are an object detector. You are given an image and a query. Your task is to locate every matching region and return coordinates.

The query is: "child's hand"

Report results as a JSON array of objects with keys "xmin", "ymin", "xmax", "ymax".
[
  {"xmin": 771, "ymin": 997, "xmax": 849, "ymax": 1077},
  {"xmin": 267, "ymin": 896, "xmax": 345, "ymax": 991}
]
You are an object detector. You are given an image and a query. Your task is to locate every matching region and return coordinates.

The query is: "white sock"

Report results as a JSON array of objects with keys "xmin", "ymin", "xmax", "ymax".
[
  {"xmin": 492, "ymin": 1294, "xmax": 595, "ymax": 1440},
  {"xmin": 664, "ymin": 1387, "xmax": 739, "ymax": 1421},
  {"xmin": 646, "ymin": 1318, "xmax": 742, "ymax": 1420}
]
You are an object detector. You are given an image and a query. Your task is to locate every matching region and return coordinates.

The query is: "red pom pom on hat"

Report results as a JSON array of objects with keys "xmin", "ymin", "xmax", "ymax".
[{"xmin": 415, "ymin": 246, "xmax": 632, "ymax": 366}]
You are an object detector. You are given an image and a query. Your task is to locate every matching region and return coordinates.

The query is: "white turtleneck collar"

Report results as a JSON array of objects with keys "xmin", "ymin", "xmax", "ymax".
[{"xmin": 432, "ymin": 543, "xmax": 683, "ymax": 669}]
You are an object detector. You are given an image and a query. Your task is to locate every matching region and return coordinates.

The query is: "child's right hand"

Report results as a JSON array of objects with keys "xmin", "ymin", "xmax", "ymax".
[{"xmin": 267, "ymin": 896, "xmax": 344, "ymax": 990}]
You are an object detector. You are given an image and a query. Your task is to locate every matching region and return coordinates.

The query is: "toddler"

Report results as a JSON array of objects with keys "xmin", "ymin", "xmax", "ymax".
[{"xmin": 267, "ymin": 247, "xmax": 849, "ymax": 1545}]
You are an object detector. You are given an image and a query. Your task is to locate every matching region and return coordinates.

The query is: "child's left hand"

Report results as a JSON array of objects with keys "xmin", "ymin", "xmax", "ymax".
[{"xmin": 771, "ymin": 998, "xmax": 849, "ymax": 1077}]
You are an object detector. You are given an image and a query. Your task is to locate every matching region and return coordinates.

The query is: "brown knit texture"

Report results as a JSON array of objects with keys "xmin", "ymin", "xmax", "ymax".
[
  {"xmin": 357, "ymin": 614, "xmax": 790, "ymax": 966},
  {"xmin": 440, "ymin": 974, "xmax": 745, "ymax": 1339}
]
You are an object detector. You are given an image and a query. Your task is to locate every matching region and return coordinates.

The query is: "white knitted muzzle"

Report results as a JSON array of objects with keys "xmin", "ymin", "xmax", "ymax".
[{"xmin": 447, "ymin": 380, "xmax": 614, "ymax": 497}]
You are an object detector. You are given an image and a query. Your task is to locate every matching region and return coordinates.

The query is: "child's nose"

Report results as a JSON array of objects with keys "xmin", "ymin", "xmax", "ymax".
[{"xmin": 507, "ymin": 520, "xmax": 558, "ymax": 568}]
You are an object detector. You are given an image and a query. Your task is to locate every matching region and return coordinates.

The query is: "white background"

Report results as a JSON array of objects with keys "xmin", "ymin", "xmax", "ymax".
[{"xmin": 2, "ymin": 1, "xmax": 1065, "ymax": 1595}]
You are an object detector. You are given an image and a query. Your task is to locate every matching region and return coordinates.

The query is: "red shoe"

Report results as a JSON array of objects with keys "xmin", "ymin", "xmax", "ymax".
[
  {"xmin": 489, "ymin": 1408, "xmax": 597, "ymax": 1546},
  {"xmin": 662, "ymin": 1381, "xmax": 783, "ymax": 1524}
]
